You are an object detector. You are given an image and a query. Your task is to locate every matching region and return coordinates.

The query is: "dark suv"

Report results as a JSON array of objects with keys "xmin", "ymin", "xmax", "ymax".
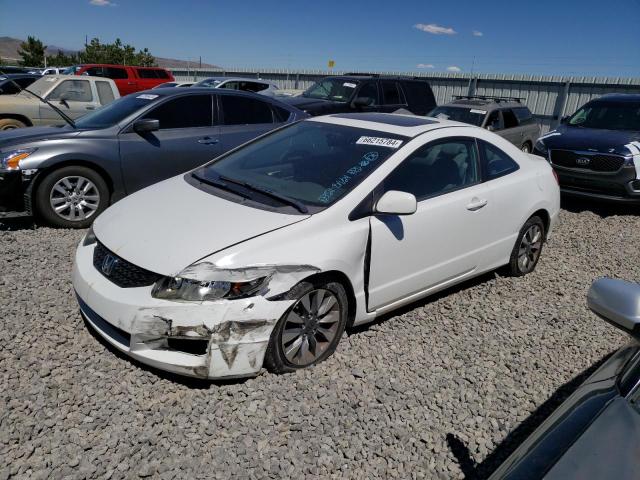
[
  {"xmin": 534, "ymin": 94, "xmax": 640, "ymax": 203},
  {"xmin": 280, "ymin": 74, "xmax": 436, "ymax": 116}
]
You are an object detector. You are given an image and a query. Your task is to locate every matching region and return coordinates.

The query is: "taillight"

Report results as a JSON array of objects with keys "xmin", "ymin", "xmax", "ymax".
[{"xmin": 552, "ymin": 169, "xmax": 559, "ymax": 185}]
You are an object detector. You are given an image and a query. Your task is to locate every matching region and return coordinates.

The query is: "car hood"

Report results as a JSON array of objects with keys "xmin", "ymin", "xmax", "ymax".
[
  {"xmin": 0, "ymin": 126, "xmax": 80, "ymax": 149},
  {"xmin": 278, "ymin": 95, "xmax": 347, "ymax": 113},
  {"xmin": 93, "ymin": 175, "xmax": 310, "ymax": 276},
  {"xmin": 543, "ymin": 125, "xmax": 640, "ymax": 155}
]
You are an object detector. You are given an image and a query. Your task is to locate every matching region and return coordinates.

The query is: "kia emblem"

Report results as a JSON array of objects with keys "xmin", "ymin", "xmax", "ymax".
[{"xmin": 576, "ymin": 157, "xmax": 590, "ymax": 166}]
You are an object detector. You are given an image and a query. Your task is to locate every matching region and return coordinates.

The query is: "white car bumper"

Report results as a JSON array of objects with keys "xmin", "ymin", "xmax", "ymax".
[{"xmin": 72, "ymin": 242, "xmax": 294, "ymax": 379}]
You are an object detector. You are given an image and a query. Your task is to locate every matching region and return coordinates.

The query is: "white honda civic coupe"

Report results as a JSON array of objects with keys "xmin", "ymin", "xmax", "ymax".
[{"xmin": 72, "ymin": 113, "xmax": 560, "ymax": 379}]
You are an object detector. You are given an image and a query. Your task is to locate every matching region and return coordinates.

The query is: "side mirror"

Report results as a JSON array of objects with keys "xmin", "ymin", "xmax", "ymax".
[
  {"xmin": 587, "ymin": 278, "xmax": 640, "ymax": 340},
  {"xmin": 133, "ymin": 118, "xmax": 160, "ymax": 133},
  {"xmin": 374, "ymin": 190, "xmax": 417, "ymax": 216},
  {"xmin": 352, "ymin": 97, "xmax": 372, "ymax": 108},
  {"xmin": 561, "ymin": 115, "xmax": 570, "ymax": 124},
  {"xmin": 486, "ymin": 125, "xmax": 495, "ymax": 132}
]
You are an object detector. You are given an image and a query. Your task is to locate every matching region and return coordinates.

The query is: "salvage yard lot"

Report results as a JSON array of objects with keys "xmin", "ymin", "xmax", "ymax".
[{"xmin": 1, "ymin": 201, "xmax": 637, "ymax": 479}]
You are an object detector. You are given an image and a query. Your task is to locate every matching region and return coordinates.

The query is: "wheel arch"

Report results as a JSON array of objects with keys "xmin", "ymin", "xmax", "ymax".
[
  {"xmin": 299, "ymin": 270, "xmax": 357, "ymax": 329},
  {"xmin": 32, "ymin": 159, "xmax": 114, "ymax": 200},
  {"xmin": 0, "ymin": 114, "xmax": 33, "ymax": 127},
  {"xmin": 530, "ymin": 208, "xmax": 550, "ymax": 239}
]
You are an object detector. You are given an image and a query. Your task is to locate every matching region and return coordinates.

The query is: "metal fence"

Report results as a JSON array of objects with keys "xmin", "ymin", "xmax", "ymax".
[{"xmin": 172, "ymin": 68, "xmax": 640, "ymax": 133}]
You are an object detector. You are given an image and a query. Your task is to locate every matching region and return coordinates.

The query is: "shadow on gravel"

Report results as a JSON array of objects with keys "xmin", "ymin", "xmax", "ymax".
[
  {"xmin": 82, "ymin": 317, "xmax": 251, "ymax": 389},
  {"xmin": 445, "ymin": 353, "xmax": 613, "ymax": 479},
  {"xmin": 561, "ymin": 196, "xmax": 639, "ymax": 218},
  {"xmin": 0, "ymin": 218, "xmax": 37, "ymax": 231}
]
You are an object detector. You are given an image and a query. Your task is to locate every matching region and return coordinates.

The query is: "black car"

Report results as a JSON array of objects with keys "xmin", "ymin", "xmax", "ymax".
[
  {"xmin": 490, "ymin": 277, "xmax": 640, "ymax": 479},
  {"xmin": 533, "ymin": 94, "xmax": 640, "ymax": 203},
  {"xmin": 0, "ymin": 74, "xmax": 40, "ymax": 95},
  {"xmin": 280, "ymin": 74, "xmax": 436, "ymax": 116}
]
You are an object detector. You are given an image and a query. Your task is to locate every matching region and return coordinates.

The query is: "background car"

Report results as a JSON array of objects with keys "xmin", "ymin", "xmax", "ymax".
[
  {"xmin": 429, "ymin": 96, "xmax": 541, "ymax": 152},
  {"xmin": 40, "ymin": 67, "xmax": 67, "ymax": 75},
  {"xmin": 279, "ymin": 74, "xmax": 437, "ymax": 116},
  {"xmin": 65, "ymin": 64, "xmax": 175, "ymax": 95},
  {"xmin": 0, "ymin": 74, "xmax": 40, "ymax": 95},
  {"xmin": 534, "ymin": 94, "xmax": 640, "ymax": 204},
  {"xmin": 72, "ymin": 113, "xmax": 559, "ymax": 380},
  {"xmin": 0, "ymin": 75, "xmax": 119, "ymax": 129},
  {"xmin": 0, "ymin": 88, "xmax": 308, "ymax": 227},
  {"xmin": 193, "ymin": 77, "xmax": 280, "ymax": 96},
  {"xmin": 153, "ymin": 81, "xmax": 194, "ymax": 88},
  {"xmin": 490, "ymin": 277, "xmax": 640, "ymax": 479}
]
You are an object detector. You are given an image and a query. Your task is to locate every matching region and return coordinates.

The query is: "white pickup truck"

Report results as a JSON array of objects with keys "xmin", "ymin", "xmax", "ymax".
[{"xmin": 0, "ymin": 75, "xmax": 120, "ymax": 130}]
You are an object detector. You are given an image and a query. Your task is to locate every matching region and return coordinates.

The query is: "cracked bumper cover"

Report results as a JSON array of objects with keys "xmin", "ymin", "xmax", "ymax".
[{"xmin": 72, "ymin": 243, "xmax": 296, "ymax": 379}]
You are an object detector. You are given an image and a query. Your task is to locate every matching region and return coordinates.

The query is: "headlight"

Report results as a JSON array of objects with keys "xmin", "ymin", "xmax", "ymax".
[
  {"xmin": 82, "ymin": 226, "xmax": 97, "ymax": 246},
  {"xmin": 0, "ymin": 148, "xmax": 37, "ymax": 171},
  {"xmin": 152, "ymin": 275, "xmax": 270, "ymax": 302},
  {"xmin": 534, "ymin": 139, "xmax": 548, "ymax": 155}
]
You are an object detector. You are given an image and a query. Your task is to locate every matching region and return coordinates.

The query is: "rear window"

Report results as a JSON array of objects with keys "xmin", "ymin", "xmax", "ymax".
[{"xmin": 381, "ymin": 81, "xmax": 404, "ymax": 105}]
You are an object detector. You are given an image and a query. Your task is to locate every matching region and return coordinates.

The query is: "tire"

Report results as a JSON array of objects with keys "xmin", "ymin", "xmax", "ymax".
[
  {"xmin": 507, "ymin": 215, "xmax": 545, "ymax": 276},
  {"xmin": 264, "ymin": 280, "xmax": 349, "ymax": 373},
  {"xmin": 0, "ymin": 118, "xmax": 27, "ymax": 130},
  {"xmin": 520, "ymin": 142, "xmax": 531, "ymax": 153},
  {"xmin": 34, "ymin": 166, "xmax": 109, "ymax": 228}
]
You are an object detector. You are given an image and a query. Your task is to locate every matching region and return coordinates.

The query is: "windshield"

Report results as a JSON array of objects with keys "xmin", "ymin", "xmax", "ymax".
[
  {"xmin": 429, "ymin": 106, "xmax": 486, "ymax": 127},
  {"xmin": 74, "ymin": 94, "xmax": 161, "ymax": 129},
  {"xmin": 302, "ymin": 78, "xmax": 359, "ymax": 103},
  {"xmin": 20, "ymin": 76, "xmax": 59, "ymax": 97},
  {"xmin": 192, "ymin": 121, "xmax": 407, "ymax": 212},
  {"xmin": 568, "ymin": 101, "xmax": 640, "ymax": 131}
]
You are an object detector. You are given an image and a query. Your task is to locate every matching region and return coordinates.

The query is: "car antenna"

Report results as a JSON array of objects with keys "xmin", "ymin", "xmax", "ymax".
[{"xmin": 0, "ymin": 68, "xmax": 76, "ymax": 129}]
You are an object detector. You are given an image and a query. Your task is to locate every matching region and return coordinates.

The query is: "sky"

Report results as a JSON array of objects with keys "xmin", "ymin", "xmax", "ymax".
[{"xmin": 1, "ymin": 0, "xmax": 639, "ymax": 77}]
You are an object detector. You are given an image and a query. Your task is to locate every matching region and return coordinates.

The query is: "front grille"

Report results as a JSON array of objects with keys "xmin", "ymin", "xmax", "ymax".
[
  {"xmin": 93, "ymin": 242, "xmax": 162, "ymax": 288},
  {"xmin": 550, "ymin": 150, "xmax": 625, "ymax": 172}
]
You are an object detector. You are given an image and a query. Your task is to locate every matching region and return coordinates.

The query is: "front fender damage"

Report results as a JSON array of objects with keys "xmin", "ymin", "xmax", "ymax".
[{"xmin": 128, "ymin": 263, "xmax": 320, "ymax": 379}]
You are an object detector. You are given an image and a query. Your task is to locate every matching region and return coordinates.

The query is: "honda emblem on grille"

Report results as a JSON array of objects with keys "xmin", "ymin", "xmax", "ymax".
[
  {"xmin": 101, "ymin": 254, "xmax": 118, "ymax": 276},
  {"xmin": 576, "ymin": 157, "xmax": 591, "ymax": 166}
]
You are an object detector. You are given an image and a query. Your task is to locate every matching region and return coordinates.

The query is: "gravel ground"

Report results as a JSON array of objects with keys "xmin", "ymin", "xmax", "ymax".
[{"xmin": 1, "ymin": 202, "xmax": 638, "ymax": 479}]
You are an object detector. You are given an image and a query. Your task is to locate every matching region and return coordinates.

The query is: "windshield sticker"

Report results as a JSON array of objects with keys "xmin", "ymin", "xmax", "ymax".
[
  {"xmin": 343, "ymin": 82, "xmax": 357, "ymax": 88},
  {"xmin": 356, "ymin": 136, "xmax": 403, "ymax": 149},
  {"xmin": 317, "ymin": 151, "xmax": 381, "ymax": 204},
  {"xmin": 136, "ymin": 94, "xmax": 159, "ymax": 100},
  {"xmin": 470, "ymin": 109, "xmax": 487, "ymax": 114}
]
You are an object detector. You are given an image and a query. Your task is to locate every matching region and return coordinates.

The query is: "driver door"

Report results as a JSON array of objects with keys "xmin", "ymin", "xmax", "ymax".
[
  {"xmin": 40, "ymin": 79, "xmax": 100, "ymax": 122},
  {"xmin": 367, "ymin": 137, "xmax": 496, "ymax": 311}
]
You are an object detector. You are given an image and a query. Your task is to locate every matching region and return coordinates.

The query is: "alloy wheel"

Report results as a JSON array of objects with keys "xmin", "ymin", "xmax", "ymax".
[
  {"xmin": 517, "ymin": 224, "xmax": 542, "ymax": 273},
  {"xmin": 281, "ymin": 288, "xmax": 341, "ymax": 366},
  {"xmin": 49, "ymin": 176, "xmax": 101, "ymax": 222}
]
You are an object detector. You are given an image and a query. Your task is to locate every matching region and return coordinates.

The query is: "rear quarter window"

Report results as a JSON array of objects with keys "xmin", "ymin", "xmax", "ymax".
[
  {"xmin": 513, "ymin": 106, "xmax": 534, "ymax": 125},
  {"xmin": 401, "ymin": 80, "xmax": 436, "ymax": 112},
  {"xmin": 479, "ymin": 139, "xmax": 520, "ymax": 180}
]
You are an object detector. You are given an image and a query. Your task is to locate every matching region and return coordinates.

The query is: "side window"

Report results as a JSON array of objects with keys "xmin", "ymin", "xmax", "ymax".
[
  {"xmin": 137, "ymin": 69, "xmax": 158, "ymax": 79},
  {"xmin": 155, "ymin": 70, "xmax": 170, "ymax": 79},
  {"xmin": 219, "ymin": 81, "xmax": 239, "ymax": 90},
  {"xmin": 384, "ymin": 139, "xmax": 480, "ymax": 201},
  {"xmin": 220, "ymin": 95, "xmax": 273, "ymax": 125},
  {"xmin": 0, "ymin": 82, "xmax": 20, "ymax": 94},
  {"xmin": 106, "ymin": 67, "xmax": 128, "ymax": 79},
  {"xmin": 48, "ymin": 80, "xmax": 93, "ymax": 102},
  {"xmin": 380, "ymin": 81, "xmax": 403, "ymax": 105},
  {"xmin": 479, "ymin": 140, "xmax": 520, "ymax": 180},
  {"xmin": 85, "ymin": 67, "xmax": 105, "ymax": 77},
  {"xmin": 485, "ymin": 110, "xmax": 501, "ymax": 130},
  {"xmin": 241, "ymin": 82, "xmax": 268, "ymax": 93},
  {"xmin": 143, "ymin": 95, "xmax": 212, "ymax": 129},
  {"xmin": 272, "ymin": 105, "xmax": 292, "ymax": 122},
  {"xmin": 502, "ymin": 109, "xmax": 519, "ymax": 129},
  {"xmin": 357, "ymin": 82, "xmax": 378, "ymax": 105},
  {"xmin": 96, "ymin": 81, "xmax": 115, "ymax": 105},
  {"xmin": 513, "ymin": 107, "xmax": 533, "ymax": 125}
]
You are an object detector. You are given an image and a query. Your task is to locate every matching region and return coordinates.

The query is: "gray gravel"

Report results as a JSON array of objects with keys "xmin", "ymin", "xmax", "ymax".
[{"xmin": 1, "ymin": 203, "xmax": 638, "ymax": 479}]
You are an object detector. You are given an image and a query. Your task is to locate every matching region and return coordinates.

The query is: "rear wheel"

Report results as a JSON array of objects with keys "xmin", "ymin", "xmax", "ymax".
[
  {"xmin": 507, "ymin": 215, "xmax": 545, "ymax": 276},
  {"xmin": 265, "ymin": 281, "xmax": 348, "ymax": 373},
  {"xmin": 0, "ymin": 118, "xmax": 27, "ymax": 130},
  {"xmin": 35, "ymin": 166, "xmax": 109, "ymax": 228},
  {"xmin": 520, "ymin": 142, "xmax": 532, "ymax": 153}
]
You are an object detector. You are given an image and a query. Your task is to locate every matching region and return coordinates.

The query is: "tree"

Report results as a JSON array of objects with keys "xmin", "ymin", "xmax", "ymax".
[
  {"xmin": 18, "ymin": 36, "xmax": 47, "ymax": 67},
  {"xmin": 46, "ymin": 50, "xmax": 78, "ymax": 67},
  {"xmin": 79, "ymin": 37, "xmax": 156, "ymax": 66}
]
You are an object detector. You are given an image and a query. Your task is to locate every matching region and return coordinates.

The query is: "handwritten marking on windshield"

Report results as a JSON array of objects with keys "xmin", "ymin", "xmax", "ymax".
[{"xmin": 317, "ymin": 151, "xmax": 381, "ymax": 204}]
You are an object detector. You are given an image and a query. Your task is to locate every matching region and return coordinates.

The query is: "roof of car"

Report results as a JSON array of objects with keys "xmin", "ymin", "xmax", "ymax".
[
  {"xmin": 447, "ymin": 97, "xmax": 524, "ymax": 109},
  {"xmin": 0, "ymin": 73, "xmax": 39, "ymax": 80},
  {"xmin": 596, "ymin": 93, "xmax": 640, "ymax": 102},
  {"xmin": 310, "ymin": 112, "xmax": 466, "ymax": 137},
  {"xmin": 324, "ymin": 75, "xmax": 430, "ymax": 82},
  {"xmin": 197, "ymin": 77, "xmax": 274, "ymax": 84}
]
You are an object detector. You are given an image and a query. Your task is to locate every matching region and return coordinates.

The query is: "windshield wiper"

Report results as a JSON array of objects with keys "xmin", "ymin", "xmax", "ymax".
[
  {"xmin": 191, "ymin": 172, "xmax": 251, "ymax": 199},
  {"xmin": 0, "ymin": 68, "xmax": 76, "ymax": 129},
  {"xmin": 218, "ymin": 174, "xmax": 309, "ymax": 213}
]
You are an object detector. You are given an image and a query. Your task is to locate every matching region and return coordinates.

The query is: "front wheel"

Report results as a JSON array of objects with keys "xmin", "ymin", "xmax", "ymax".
[
  {"xmin": 507, "ymin": 216, "xmax": 545, "ymax": 276},
  {"xmin": 265, "ymin": 281, "xmax": 348, "ymax": 373},
  {"xmin": 34, "ymin": 166, "xmax": 109, "ymax": 228},
  {"xmin": 520, "ymin": 142, "xmax": 531, "ymax": 153},
  {"xmin": 0, "ymin": 118, "xmax": 27, "ymax": 130}
]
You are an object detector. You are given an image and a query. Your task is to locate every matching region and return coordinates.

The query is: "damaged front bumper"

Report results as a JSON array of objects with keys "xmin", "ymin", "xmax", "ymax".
[
  {"xmin": 72, "ymin": 243, "xmax": 296, "ymax": 379},
  {"xmin": 0, "ymin": 169, "xmax": 37, "ymax": 219}
]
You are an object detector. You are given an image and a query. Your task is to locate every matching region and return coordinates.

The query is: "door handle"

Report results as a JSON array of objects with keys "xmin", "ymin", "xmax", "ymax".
[
  {"xmin": 197, "ymin": 137, "xmax": 219, "ymax": 145},
  {"xmin": 85, "ymin": 106, "xmax": 95, "ymax": 110},
  {"xmin": 127, "ymin": 82, "xmax": 136, "ymax": 85},
  {"xmin": 466, "ymin": 198, "xmax": 488, "ymax": 211}
]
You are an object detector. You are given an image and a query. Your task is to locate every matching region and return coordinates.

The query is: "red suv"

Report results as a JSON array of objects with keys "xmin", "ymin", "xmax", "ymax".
[{"xmin": 69, "ymin": 64, "xmax": 175, "ymax": 96}]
